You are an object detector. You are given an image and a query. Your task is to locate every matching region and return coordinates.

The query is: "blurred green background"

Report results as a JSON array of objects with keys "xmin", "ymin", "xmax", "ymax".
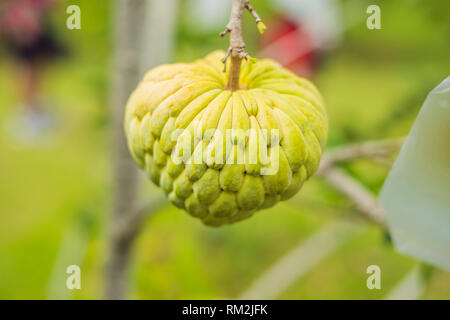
[{"xmin": 0, "ymin": 0, "xmax": 449, "ymax": 299}]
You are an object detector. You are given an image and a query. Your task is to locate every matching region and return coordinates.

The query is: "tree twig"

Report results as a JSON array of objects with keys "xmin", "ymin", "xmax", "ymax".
[
  {"xmin": 105, "ymin": 195, "xmax": 167, "ymax": 299},
  {"xmin": 105, "ymin": 0, "xmax": 143, "ymax": 300},
  {"xmin": 319, "ymin": 167, "xmax": 387, "ymax": 228},
  {"xmin": 221, "ymin": 0, "xmax": 263, "ymax": 90},
  {"xmin": 223, "ymin": 0, "xmax": 247, "ymax": 91},
  {"xmin": 105, "ymin": 0, "xmax": 174, "ymax": 300},
  {"xmin": 317, "ymin": 138, "xmax": 404, "ymax": 228},
  {"xmin": 111, "ymin": 195, "xmax": 167, "ymax": 248},
  {"xmin": 319, "ymin": 138, "xmax": 404, "ymax": 171},
  {"xmin": 221, "ymin": 47, "xmax": 232, "ymax": 72},
  {"xmin": 245, "ymin": 2, "xmax": 262, "ymax": 23}
]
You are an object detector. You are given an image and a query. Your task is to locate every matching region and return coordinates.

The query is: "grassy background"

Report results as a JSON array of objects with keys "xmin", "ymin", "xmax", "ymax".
[{"xmin": 0, "ymin": 0, "xmax": 449, "ymax": 299}]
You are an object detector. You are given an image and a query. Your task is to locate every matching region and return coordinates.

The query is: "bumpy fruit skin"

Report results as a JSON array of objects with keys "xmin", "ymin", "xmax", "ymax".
[{"xmin": 124, "ymin": 51, "xmax": 327, "ymax": 226}]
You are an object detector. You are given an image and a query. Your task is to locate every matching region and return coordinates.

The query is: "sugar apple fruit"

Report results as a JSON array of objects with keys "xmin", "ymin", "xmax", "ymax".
[{"xmin": 124, "ymin": 51, "xmax": 327, "ymax": 226}]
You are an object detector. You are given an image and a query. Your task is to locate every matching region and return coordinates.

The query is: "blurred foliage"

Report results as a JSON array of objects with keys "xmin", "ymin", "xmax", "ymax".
[{"xmin": 0, "ymin": 0, "xmax": 449, "ymax": 299}]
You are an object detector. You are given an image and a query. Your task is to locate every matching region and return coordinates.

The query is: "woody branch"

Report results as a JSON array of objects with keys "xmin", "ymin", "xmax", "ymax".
[{"xmin": 221, "ymin": 0, "xmax": 264, "ymax": 91}]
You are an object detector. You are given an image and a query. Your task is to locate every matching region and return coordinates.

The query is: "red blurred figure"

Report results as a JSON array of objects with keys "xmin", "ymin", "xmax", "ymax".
[
  {"xmin": 260, "ymin": 13, "xmax": 319, "ymax": 78},
  {"xmin": 259, "ymin": 0, "xmax": 342, "ymax": 78},
  {"xmin": 0, "ymin": 0, "xmax": 63, "ymax": 143}
]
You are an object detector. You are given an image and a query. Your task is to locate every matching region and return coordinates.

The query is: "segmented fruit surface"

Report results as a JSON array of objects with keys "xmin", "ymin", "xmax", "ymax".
[{"xmin": 125, "ymin": 51, "xmax": 328, "ymax": 226}]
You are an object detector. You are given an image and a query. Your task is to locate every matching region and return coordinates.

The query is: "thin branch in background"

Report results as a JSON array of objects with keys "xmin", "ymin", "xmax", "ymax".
[
  {"xmin": 105, "ymin": 0, "xmax": 144, "ymax": 300},
  {"xmin": 385, "ymin": 263, "xmax": 434, "ymax": 300},
  {"xmin": 316, "ymin": 138, "xmax": 405, "ymax": 228},
  {"xmin": 319, "ymin": 167, "xmax": 387, "ymax": 228},
  {"xmin": 220, "ymin": 27, "xmax": 231, "ymax": 38},
  {"xmin": 46, "ymin": 218, "xmax": 92, "ymax": 299},
  {"xmin": 111, "ymin": 195, "xmax": 167, "ymax": 252},
  {"xmin": 245, "ymin": 2, "xmax": 262, "ymax": 23},
  {"xmin": 239, "ymin": 220, "xmax": 363, "ymax": 300},
  {"xmin": 370, "ymin": 156, "xmax": 394, "ymax": 168},
  {"xmin": 105, "ymin": 0, "xmax": 175, "ymax": 300},
  {"xmin": 106, "ymin": 195, "xmax": 167, "ymax": 299},
  {"xmin": 319, "ymin": 138, "xmax": 404, "ymax": 171}
]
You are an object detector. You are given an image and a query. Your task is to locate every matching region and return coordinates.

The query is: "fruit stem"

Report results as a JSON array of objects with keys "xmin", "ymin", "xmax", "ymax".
[
  {"xmin": 227, "ymin": 55, "xmax": 243, "ymax": 91},
  {"xmin": 221, "ymin": 0, "xmax": 263, "ymax": 91}
]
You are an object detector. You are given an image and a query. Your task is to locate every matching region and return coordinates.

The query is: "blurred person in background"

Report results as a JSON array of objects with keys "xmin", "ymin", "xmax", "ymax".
[
  {"xmin": 260, "ymin": 0, "xmax": 343, "ymax": 78},
  {"xmin": 260, "ymin": 14, "xmax": 319, "ymax": 77},
  {"xmin": 0, "ymin": 0, "xmax": 64, "ymax": 143}
]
